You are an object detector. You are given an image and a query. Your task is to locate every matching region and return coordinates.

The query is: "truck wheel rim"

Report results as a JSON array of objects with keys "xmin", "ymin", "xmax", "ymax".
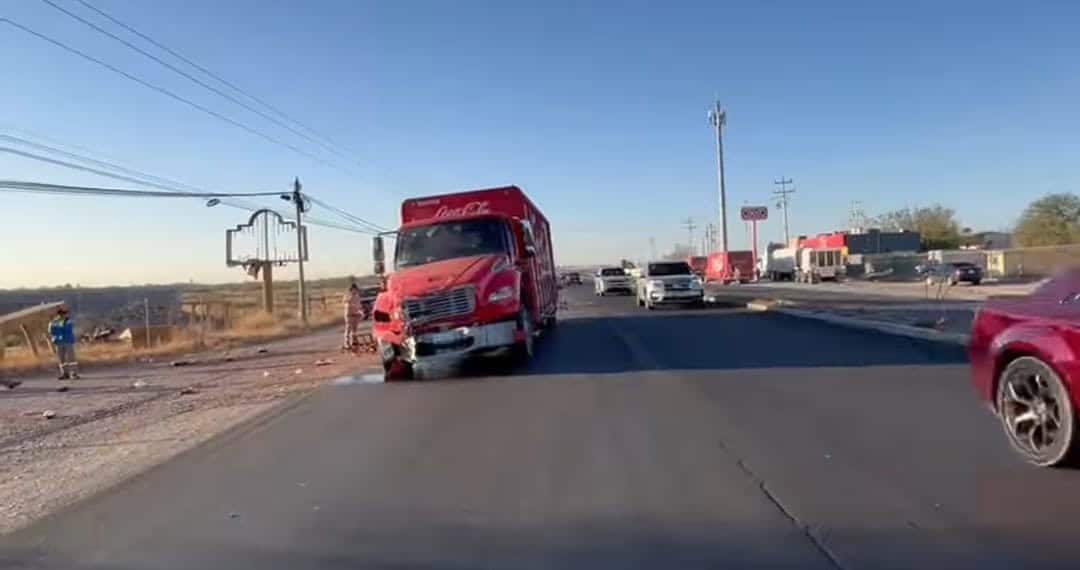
[{"xmin": 1000, "ymin": 362, "xmax": 1068, "ymax": 460}]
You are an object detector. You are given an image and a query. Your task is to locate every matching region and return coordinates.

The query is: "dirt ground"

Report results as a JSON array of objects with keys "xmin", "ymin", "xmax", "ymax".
[{"xmin": 0, "ymin": 326, "xmax": 377, "ymax": 534}]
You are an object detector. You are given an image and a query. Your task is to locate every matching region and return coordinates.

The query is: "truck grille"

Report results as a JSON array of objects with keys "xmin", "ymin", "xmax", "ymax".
[
  {"xmin": 404, "ymin": 287, "xmax": 475, "ymax": 323},
  {"xmin": 666, "ymin": 279, "xmax": 691, "ymax": 290}
]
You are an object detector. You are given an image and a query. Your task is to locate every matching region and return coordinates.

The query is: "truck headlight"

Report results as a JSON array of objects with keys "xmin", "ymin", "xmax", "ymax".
[
  {"xmin": 648, "ymin": 279, "xmax": 665, "ymax": 289},
  {"xmin": 488, "ymin": 285, "xmax": 515, "ymax": 303}
]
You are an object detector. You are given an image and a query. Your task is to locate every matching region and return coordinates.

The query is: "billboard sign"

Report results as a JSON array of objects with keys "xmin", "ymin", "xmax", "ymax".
[{"xmin": 740, "ymin": 206, "xmax": 768, "ymax": 221}]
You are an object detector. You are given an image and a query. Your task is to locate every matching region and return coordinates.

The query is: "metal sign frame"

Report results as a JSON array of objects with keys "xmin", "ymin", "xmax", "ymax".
[{"xmin": 225, "ymin": 209, "xmax": 308, "ymax": 268}]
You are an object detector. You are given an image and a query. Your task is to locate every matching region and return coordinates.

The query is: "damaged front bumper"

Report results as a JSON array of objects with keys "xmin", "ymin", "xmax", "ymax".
[{"xmin": 380, "ymin": 319, "xmax": 518, "ymax": 364}]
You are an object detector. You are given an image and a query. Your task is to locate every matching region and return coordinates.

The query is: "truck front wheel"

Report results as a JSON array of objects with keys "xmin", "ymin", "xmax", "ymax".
[
  {"xmin": 382, "ymin": 357, "xmax": 414, "ymax": 381},
  {"xmin": 511, "ymin": 307, "xmax": 535, "ymax": 364}
]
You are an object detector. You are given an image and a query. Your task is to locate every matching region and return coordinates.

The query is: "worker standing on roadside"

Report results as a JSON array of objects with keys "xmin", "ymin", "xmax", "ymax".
[
  {"xmin": 49, "ymin": 307, "xmax": 79, "ymax": 380},
  {"xmin": 342, "ymin": 283, "xmax": 364, "ymax": 350}
]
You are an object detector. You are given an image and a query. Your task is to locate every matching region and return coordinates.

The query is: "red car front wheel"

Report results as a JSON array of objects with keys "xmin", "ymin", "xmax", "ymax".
[{"xmin": 997, "ymin": 356, "xmax": 1079, "ymax": 467}]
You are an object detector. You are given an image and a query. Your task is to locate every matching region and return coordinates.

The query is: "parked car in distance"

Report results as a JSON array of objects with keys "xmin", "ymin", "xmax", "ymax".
[
  {"xmin": 969, "ymin": 268, "xmax": 1080, "ymax": 466},
  {"xmin": 928, "ymin": 262, "xmax": 983, "ymax": 286},
  {"xmin": 595, "ymin": 267, "xmax": 632, "ymax": 296},
  {"xmin": 561, "ymin": 272, "xmax": 583, "ymax": 286},
  {"xmin": 636, "ymin": 261, "xmax": 704, "ymax": 309}
]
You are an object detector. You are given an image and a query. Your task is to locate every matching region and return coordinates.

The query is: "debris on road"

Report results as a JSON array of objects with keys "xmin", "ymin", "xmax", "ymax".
[
  {"xmin": 56, "ymin": 386, "xmax": 69, "ymax": 393},
  {"xmin": 132, "ymin": 380, "xmax": 148, "ymax": 389},
  {"xmin": 178, "ymin": 387, "xmax": 198, "ymax": 396},
  {"xmin": 256, "ymin": 347, "xmax": 269, "ymax": 354},
  {"xmin": 2, "ymin": 380, "xmax": 21, "ymax": 390},
  {"xmin": 41, "ymin": 410, "xmax": 57, "ymax": 419},
  {"xmin": 262, "ymin": 371, "xmax": 271, "ymax": 378},
  {"xmin": 294, "ymin": 368, "xmax": 304, "ymax": 375},
  {"xmin": 171, "ymin": 360, "xmax": 193, "ymax": 367},
  {"xmin": 314, "ymin": 359, "xmax": 334, "ymax": 367},
  {"xmin": 228, "ymin": 512, "xmax": 240, "ymax": 519}
]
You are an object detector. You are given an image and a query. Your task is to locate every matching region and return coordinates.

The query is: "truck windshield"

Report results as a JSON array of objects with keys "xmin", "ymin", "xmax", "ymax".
[
  {"xmin": 395, "ymin": 218, "xmax": 510, "ymax": 268},
  {"xmin": 600, "ymin": 268, "xmax": 624, "ymax": 276},
  {"xmin": 648, "ymin": 262, "xmax": 692, "ymax": 276}
]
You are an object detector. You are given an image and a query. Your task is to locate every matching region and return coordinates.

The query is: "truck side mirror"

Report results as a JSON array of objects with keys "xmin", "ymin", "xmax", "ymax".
[
  {"xmin": 373, "ymin": 236, "xmax": 386, "ymax": 275},
  {"xmin": 524, "ymin": 244, "xmax": 536, "ymax": 258}
]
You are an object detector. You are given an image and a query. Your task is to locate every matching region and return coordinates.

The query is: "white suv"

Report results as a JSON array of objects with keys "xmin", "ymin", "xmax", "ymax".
[
  {"xmin": 636, "ymin": 261, "xmax": 704, "ymax": 309},
  {"xmin": 595, "ymin": 267, "xmax": 632, "ymax": 296}
]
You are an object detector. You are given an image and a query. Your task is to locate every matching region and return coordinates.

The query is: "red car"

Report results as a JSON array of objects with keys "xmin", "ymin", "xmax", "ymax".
[{"xmin": 969, "ymin": 269, "xmax": 1080, "ymax": 467}]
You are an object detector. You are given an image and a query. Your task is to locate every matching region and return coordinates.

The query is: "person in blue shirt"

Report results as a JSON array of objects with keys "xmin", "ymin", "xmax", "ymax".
[{"xmin": 48, "ymin": 307, "xmax": 79, "ymax": 380}]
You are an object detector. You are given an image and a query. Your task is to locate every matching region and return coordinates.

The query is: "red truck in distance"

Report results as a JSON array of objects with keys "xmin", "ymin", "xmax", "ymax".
[
  {"xmin": 705, "ymin": 251, "xmax": 754, "ymax": 284},
  {"xmin": 370, "ymin": 186, "xmax": 558, "ymax": 380}
]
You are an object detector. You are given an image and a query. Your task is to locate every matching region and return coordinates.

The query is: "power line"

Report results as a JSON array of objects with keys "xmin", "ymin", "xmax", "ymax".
[
  {"xmin": 216, "ymin": 198, "xmax": 376, "ymax": 235},
  {"xmin": 0, "ymin": 179, "xmax": 280, "ymax": 198},
  {"xmin": 2, "ymin": 130, "xmax": 382, "ymax": 234},
  {"xmin": 0, "ymin": 180, "xmax": 377, "ymax": 234},
  {"xmin": 1, "ymin": 146, "xmax": 226, "ymax": 192},
  {"xmin": 72, "ymin": 0, "xmax": 356, "ymax": 159},
  {"xmin": 0, "ymin": 18, "xmax": 343, "ymax": 171},
  {"xmin": 303, "ymin": 194, "xmax": 388, "ymax": 233},
  {"xmin": 0, "ymin": 133, "xmax": 205, "ymax": 194},
  {"xmin": 39, "ymin": 0, "xmax": 348, "ymax": 161}
]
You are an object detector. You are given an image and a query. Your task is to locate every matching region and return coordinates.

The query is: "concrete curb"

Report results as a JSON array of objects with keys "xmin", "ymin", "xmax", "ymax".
[{"xmin": 757, "ymin": 305, "xmax": 970, "ymax": 347}]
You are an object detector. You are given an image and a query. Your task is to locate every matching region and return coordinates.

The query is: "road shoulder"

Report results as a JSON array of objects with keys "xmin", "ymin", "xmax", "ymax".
[{"xmin": 0, "ymin": 329, "xmax": 376, "ymax": 535}]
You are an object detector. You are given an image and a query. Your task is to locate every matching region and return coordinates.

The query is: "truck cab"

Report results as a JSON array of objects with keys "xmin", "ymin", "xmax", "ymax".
[{"xmin": 371, "ymin": 186, "xmax": 556, "ymax": 380}]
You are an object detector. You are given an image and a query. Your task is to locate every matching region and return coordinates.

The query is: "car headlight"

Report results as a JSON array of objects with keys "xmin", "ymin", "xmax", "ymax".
[
  {"xmin": 690, "ymin": 278, "xmax": 703, "ymax": 289},
  {"xmin": 647, "ymin": 279, "xmax": 665, "ymax": 289},
  {"xmin": 488, "ymin": 285, "xmax": 515, "ymax": 303}
]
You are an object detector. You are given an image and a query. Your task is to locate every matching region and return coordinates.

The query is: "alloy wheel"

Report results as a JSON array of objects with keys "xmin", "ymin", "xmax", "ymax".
[{"xmin": 998, "ymin": 357, "xmax": 1075, "ymax": 466}]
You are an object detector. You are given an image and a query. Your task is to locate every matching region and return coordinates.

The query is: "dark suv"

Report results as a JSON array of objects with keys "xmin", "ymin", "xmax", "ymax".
[{"xmin": 929, "ymin": 262, "xmax": 983, "ymax": 286}]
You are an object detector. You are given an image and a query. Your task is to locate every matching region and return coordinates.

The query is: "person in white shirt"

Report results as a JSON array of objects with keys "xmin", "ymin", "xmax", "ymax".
[{"xmin": 342, "ymin": 283, "xmax": 365, "ymax": 349}]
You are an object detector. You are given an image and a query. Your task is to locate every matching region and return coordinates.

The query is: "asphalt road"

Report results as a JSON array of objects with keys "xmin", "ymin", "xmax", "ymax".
[{"xmin": 4, "ymin": 285, "xmax": 1080, "ymax": 569}]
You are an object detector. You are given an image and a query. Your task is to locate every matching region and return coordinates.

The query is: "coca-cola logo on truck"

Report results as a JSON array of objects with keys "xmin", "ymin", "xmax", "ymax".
[{"xmin": 434, "ymin": 201, "xmax": 490, "ymax": 218}]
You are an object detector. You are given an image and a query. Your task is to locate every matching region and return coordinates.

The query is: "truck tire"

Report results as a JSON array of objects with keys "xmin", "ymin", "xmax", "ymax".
[
  {"xmin": 511, "ymin": 307, "xmax": 535, "ymax": 364},
  {"xmin": 382, "ymin": 357, "xmax": 414, "ymax": 381}
]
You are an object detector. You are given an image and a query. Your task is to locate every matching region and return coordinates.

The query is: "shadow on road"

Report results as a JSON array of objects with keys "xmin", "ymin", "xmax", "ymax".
[
  {"xmin": 1, "ymin": 515, "xmax": 1043, "ymax": 570},
  {"xmin": 481, "ymin": 311, "xmax": 969, "ymax": 378}
]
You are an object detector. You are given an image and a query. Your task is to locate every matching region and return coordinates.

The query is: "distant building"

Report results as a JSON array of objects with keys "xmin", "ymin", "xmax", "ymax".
[
  {"xmin": 961, "ymin": 231, "xmax": 1012, "ymax": 250},
  {"xmin": 797, "ymin": 229, "xmax": 921, "ymax": 254}
]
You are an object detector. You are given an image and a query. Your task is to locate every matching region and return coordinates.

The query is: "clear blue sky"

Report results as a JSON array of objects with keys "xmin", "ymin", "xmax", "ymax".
[{"xmin": 2, "ymin": 0, "xmax": 1077, "ymax": 287}]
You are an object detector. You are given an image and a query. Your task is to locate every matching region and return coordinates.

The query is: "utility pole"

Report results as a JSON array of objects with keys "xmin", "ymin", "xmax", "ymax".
[
  {"xmin": 773, "ymin": 177, "xmax": 795, "ymax": 245},
  {"xmin": 848, "ymin": 200, "xmax": 867, "ymax": 233},
  {"xmin": 143, "ymin": 297, "xmax": 151, "ymax": 349},
  {"xmin": 682, "ymin": 217, "xmax": 697, "ymax": 255},
  {"xmin": 292, "ymin": 177, "xmax": 308, "ymax": 327},
  {"xmin": 708, "ymin": 101, "xmax": 729, "ymax": 255}
]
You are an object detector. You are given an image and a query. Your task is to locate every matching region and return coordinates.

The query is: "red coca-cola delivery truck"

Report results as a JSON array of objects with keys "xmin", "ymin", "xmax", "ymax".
[
  {"xmin": 705, "ymin": 250, "xmax": 755, "ymax": 284},
  {"xmin": 370, "ymin": 186, "xmax": 558, "ymax": 380}
]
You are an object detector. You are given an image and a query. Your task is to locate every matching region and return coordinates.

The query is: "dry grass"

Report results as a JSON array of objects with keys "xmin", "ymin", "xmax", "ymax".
[{"xmin": 0, "ymin": 308, "xmax": 345, "ymax": 375}]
